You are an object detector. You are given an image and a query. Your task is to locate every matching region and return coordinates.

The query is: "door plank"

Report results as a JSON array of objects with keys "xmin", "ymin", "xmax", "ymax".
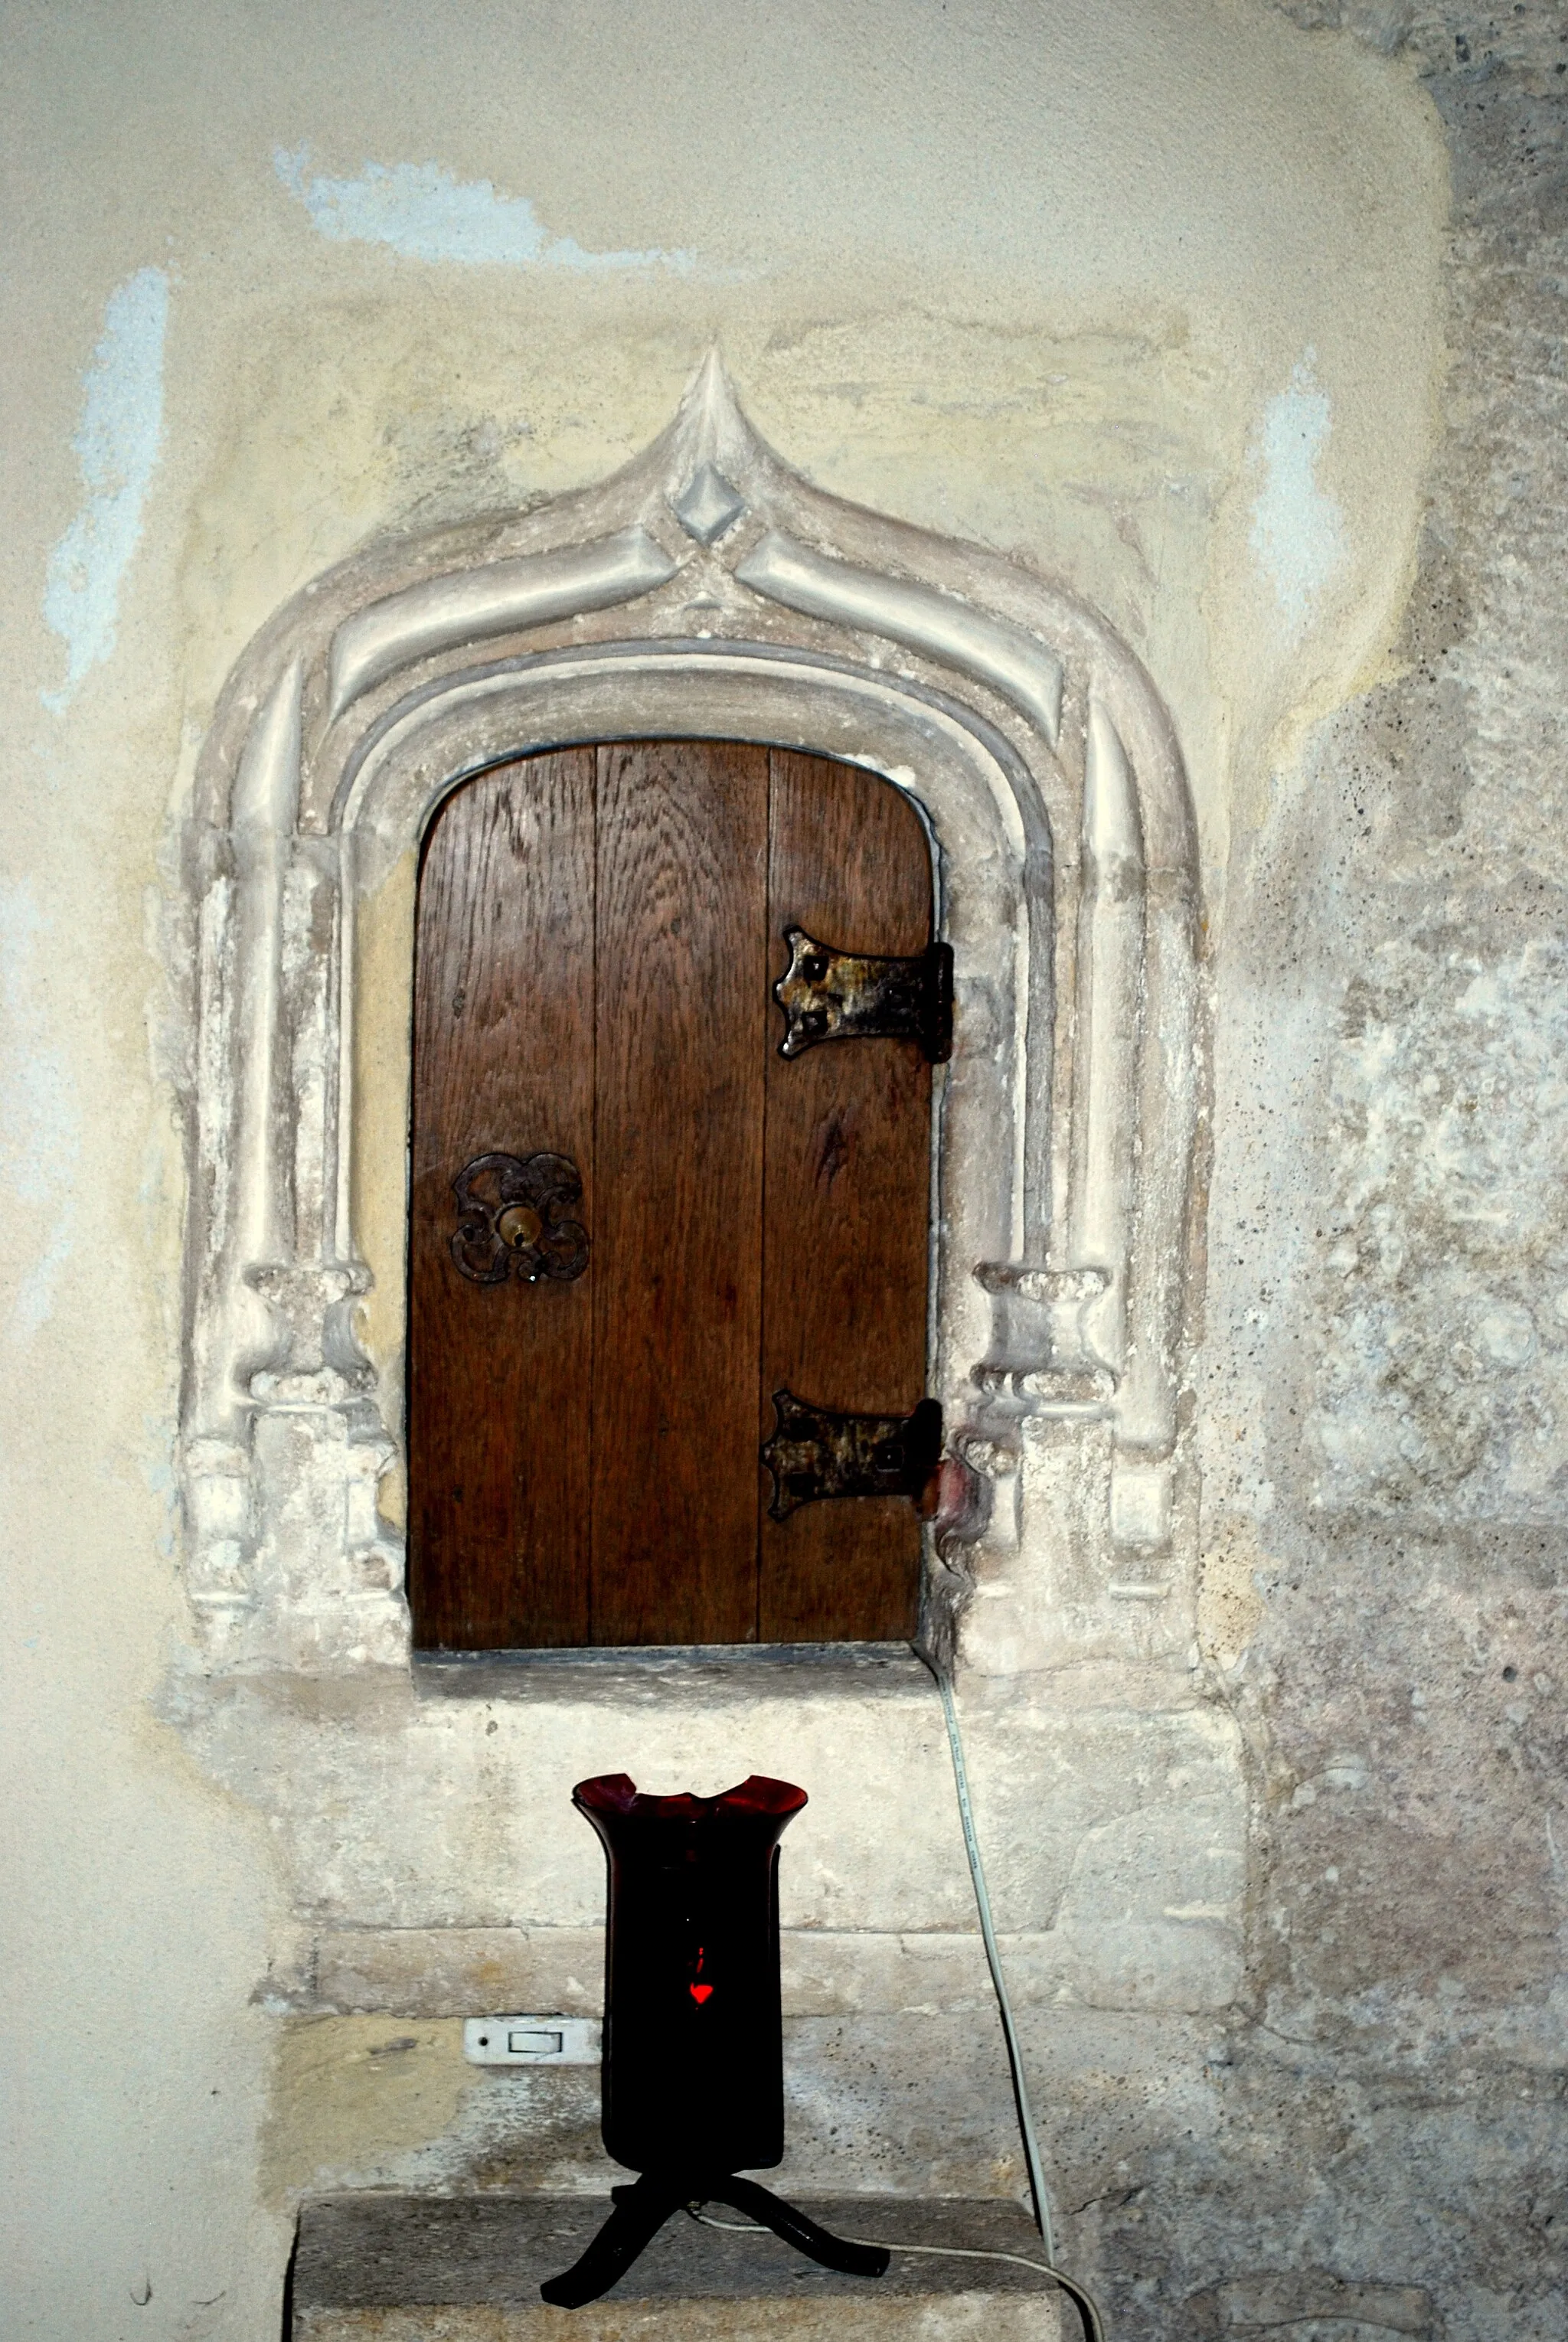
[
  {"xmin": 590, "ymin": 741, "xmax": 769, "ymax": 1645},
  {"xmin": 760, "ymin": 751, "xmax": 932, "ymax": 1643},
  {"xmin": 408, "ymin": 752, "xmax": 596, "ymax": 1649}
]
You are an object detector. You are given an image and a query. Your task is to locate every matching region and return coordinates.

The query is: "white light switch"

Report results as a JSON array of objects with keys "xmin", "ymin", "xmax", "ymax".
[
  {"xmin": 463, "ymin": 2014, "xmax": 600, "ymax": 2066},
  {"xmin": 508, "ymin": 2028, "xmax": 562, "ymax": 2056}
]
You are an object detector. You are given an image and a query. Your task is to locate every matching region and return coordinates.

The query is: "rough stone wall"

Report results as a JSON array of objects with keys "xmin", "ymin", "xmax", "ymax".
[{"xmin": 1143, "ymin": 9, "xmax": 1567, "ymax": 2338}]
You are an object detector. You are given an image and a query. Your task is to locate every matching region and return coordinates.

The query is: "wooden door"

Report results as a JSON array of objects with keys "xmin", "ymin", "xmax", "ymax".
[{"xmin": 408, "ymin": 742, "xmax": 934, "ymax": 1651}]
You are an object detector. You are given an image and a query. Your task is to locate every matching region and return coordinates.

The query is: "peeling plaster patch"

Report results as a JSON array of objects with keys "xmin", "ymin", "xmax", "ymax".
[
  {"xmin": 263, "ymin": 2018, "xmax": 472, "ymax": 2203},
  {"xmin": 274, "ymin": 150, "xmax": 694, "ymax": 274},
  {"xmin": 41, "ymin": 267, "xmax": 169, "ymax": 711},
  {"xmin": 0, "ymin": 884, "xmax": 80, "ymax": 1339},
  {"xmin": 1249, "ymin": 351, "xmax": 1346, "ymax": 639}
]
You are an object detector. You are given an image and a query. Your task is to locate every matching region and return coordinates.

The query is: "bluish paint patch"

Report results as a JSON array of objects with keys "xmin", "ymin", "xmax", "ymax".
[
  {"xmin": 1250, "ymin": 351, "xmax": 1347, "ymax": 640},
  {"xmin": 275, "ymin": 149, "xmax": 694, "ymax": 274},
  {"xmin": 41, "ymin": 266, "xmax": 170, "ymax": 712}
]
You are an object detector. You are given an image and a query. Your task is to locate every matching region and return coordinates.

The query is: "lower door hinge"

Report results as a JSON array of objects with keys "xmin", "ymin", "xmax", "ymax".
[{"xmin": 761, "ymin": 1388, "xmax": 943, "ymax": 1520}]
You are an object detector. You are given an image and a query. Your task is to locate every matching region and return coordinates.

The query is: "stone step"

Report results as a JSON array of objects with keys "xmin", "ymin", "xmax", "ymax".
[{"xmin": 292, "ymin": 2193, "xmax": 1067, "ymax": 2340}]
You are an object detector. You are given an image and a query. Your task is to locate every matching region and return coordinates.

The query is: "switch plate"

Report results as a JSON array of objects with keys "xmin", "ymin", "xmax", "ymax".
[{"xmin": 463, "ymin": 2014, "xmax": 600, "ymax": 2066}]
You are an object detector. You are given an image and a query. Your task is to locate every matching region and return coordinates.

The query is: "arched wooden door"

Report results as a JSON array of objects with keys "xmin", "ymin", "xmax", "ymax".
[{"xmin": 407, "ymin": 741, "xmax": 942, "ymax": 1650}]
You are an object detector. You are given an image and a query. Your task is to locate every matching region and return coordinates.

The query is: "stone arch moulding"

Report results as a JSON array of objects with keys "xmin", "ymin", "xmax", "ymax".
[{"xmin": 177, "ymin": 354, "xmax": 1204, "ymax": 1675}]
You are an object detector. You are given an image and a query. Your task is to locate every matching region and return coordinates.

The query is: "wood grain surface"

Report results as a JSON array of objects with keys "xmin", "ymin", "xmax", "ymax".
[
  {"xmin": 590, "ymin": 741, "xmax": 769, "ymax": 1643},
  {"xmin": 408, "ymin": 743, "xmax": 931, "ymax": 1651},
  {"xmin": 408, "ymin": 752, "xmax": 596, "ymax": 1648},
  {"xmin": 760, "ymin": 752, "xmax": 930, "ymax": 1641}
]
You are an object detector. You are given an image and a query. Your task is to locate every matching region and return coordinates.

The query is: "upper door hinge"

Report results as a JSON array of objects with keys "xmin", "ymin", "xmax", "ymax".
[{"xmin": 774, "ymin": 928, "xmax": 952, "ymax": 1062}]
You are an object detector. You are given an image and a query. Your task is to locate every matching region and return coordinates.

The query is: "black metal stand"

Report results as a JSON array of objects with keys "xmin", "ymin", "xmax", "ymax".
[{"xmin": 539, "ymin": 2173, "xmax": 890, "ymax": 2308}]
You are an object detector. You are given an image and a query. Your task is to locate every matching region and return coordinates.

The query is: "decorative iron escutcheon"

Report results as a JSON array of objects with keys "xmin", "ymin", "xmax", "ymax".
[
  {"xmin": 450, "ymin": 1151, "xmax": 590, "ymax": 1285},
  {"xmin": 761, "ymin": 1387, "xmax": 943, "ymax": 1521},
  {"xmin": 773, "ymin": 927, "xmax": 952, "ymax": 1062}
]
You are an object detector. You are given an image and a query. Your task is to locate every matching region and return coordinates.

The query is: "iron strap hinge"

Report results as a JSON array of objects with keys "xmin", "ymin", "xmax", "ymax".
[
  {"xmin": 761, "ymin": 1388, "xmax": 944, "ymax": 1520},
  {"xmin": 774, "ymin": 928, "xmax": 953, "ymax": 1062}
]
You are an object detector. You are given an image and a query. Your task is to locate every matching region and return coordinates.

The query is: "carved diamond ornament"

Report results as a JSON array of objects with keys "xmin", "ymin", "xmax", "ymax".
[{"xmin": 672, "ymin": 461, "xmax": 746, "ymax": 545}]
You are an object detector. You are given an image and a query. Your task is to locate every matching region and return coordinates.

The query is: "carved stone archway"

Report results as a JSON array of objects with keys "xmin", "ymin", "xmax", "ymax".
[{"xmin": 178, "ymin": 355, "xmax": 1202, "ymax": 1673}]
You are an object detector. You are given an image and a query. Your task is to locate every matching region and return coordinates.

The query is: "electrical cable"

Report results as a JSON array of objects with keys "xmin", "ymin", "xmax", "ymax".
[
  {"xmin": 927, "ymin": 1649, "xmax": 1109, "ymax": 2341},
  {"xmin": 688, "ymin": 2211, "xmax": 1106, "ymax": 2342},
  {"xmin": 930, "ymin": 1661, "xmax": 1055, "ymax": 2255}
]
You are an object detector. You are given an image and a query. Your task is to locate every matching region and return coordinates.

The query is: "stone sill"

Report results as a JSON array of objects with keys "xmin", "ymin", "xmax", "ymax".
[
  {"xmin": 412, "ymin": 1644, "xmax": 933, "ymax": 1708},
  {"xmin": 292, "ymin": 2193, "xmax": 1065, "ymax": 2340}
]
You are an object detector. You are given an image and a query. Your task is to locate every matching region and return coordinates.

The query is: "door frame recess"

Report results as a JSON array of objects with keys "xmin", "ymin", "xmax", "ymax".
[{"xmin": 176, "ymin": 355, "xmax": 1204, "ymax": 1677}]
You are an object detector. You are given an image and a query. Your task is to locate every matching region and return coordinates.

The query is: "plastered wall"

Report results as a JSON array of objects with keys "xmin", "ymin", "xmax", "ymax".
[{"xmin": 3, "ymin": 5, "xmax": 1561, "ymax": 2339}]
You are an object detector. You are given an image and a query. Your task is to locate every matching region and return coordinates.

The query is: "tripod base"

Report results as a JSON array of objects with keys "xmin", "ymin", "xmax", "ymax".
[{"xmin": 540, "ymin": 2173, "xmax": 890, "ymax": 2308}]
